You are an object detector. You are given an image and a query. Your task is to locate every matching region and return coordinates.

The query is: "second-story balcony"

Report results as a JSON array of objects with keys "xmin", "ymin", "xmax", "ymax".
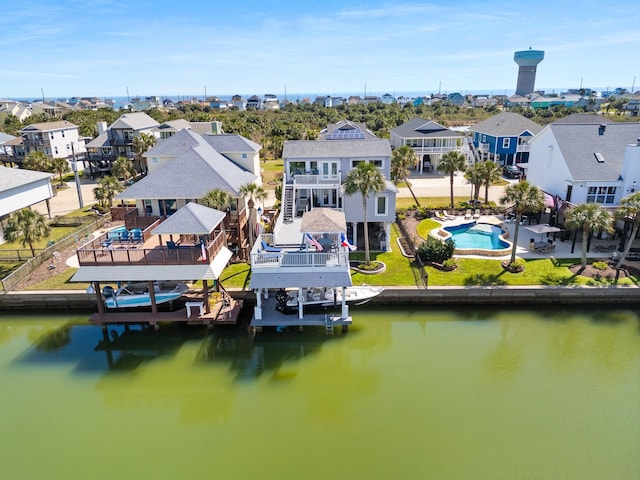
[
  {"xmin": 516, "ymin": 144, "xmax": 531, "ymax": 152},
  {"xmin": 292, "ymin": 172, "xmax": 341, "ymax": 187},
  {"xmin": 77, "ymin": 225, "xmax": 227, "ymax": 267}
]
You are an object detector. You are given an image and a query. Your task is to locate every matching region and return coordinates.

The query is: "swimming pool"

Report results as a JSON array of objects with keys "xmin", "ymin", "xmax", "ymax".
[
  {"xmin": 441, "ymin": 222, "xmax": 511, "ymax": 255},
  {"xmin": 106, "ymin": 226, "xmax": 128, "ymax": 240}
]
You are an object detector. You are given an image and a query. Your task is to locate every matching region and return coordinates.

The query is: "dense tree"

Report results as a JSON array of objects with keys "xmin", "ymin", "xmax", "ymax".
[
  {"xmin": 499, "ymin": 180, "xmax": 545, "ymax": 265},
  {"xmin": 3, "ymin": 208, "xmax": 50, "ymax": 256},
  {"xmin": 50, "ymin": 157, "xmax": 70, "ymax": 186},
  {"xmin": 464, "ymin": 162, "xmax": 483, "ymax": 202},
  {"xmin": 479, "ymin": 160, "xmax": 503, "ymax": 205},
  {"xmin": 565, "ymin": 203, "xmax": 613, "ymax": 269},
  {"xmin": 391, "ymin": 145, "xmax": 420, "ymax": 207},
  {"xmin": 201, "ymin": 188, "xmax": 232, "ymax": 211},
  {"xmin": 437, "ymin": 151, "xmax": 467, "ymax": 208},
  {"xmin": 132, "ymin": 133, "xmax": 156, "ymax": 174},
  {"xmin": 110, "ymin": 156, "xmax": 137, "ymax": 183},
  {"xmin": 615, "ymin": 192, "xmax": 640, "ymax": 270},
  {"xmin": 93, "ymin": 176, "xmax": 122, "ymax": 208},
  {"xmin": 22, "ymin": 151, "xmax": 51, "ymax": 172},
  {"xmin": 344, "ymin": 162, "xmax": 386, "ymax": 265}
]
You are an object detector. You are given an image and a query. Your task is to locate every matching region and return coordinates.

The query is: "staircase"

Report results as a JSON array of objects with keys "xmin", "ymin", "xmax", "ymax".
[{"xmin": 283, "ymin": 184, "xmax": 294, "ymax": 224}]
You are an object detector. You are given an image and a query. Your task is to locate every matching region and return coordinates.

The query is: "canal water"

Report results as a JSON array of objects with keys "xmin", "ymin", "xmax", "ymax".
[{"xmin": 1, "ymin": 306, "xmax": 638, "ymax": 480}]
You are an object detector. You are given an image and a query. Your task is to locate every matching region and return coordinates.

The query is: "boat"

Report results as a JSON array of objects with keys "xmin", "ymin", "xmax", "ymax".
[
  {"xmin": 275, "ymin": 285, "xmax": 383, "ymax": 313},
  {"xmin": 102, "ymin": 282, "xmax": 189, "ymax": 309}
]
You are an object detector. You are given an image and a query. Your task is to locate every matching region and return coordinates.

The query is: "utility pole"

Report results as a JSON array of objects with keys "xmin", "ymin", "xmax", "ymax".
[{"xmin": 69, "ymin": 143, "xmax": 84, "ymax": 208}]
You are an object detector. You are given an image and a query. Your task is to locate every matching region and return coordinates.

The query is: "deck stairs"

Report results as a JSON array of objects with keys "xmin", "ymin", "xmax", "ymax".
[
  {"xmin": 325, "ymin": 313, "xmax": 334, "ymax": 334},
  {"xmin": 283, "ymin": 184, "xmax": 294, "ymax": 224}
]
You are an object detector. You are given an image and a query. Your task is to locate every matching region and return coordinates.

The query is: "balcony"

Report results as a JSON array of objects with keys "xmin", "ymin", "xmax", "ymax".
[
  {"xmin": 292, "ymin": 173, "xmax": 341, "ymax": 186},
  {"xmin": 516, "ymin": 144, "xmax": 531, "ymax": 152},
  {"xmin": 77, "ymin": 228, "xmax": 227, "ymax": 267}
]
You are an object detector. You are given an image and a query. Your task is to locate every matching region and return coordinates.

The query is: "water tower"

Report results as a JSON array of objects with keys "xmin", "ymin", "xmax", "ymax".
[{"xmin": 514, "ymin": 48, "xmax": 544, "ymax": 95}]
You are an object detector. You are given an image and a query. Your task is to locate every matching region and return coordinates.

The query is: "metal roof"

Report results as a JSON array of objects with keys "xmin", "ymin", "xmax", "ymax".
[
  {"xmin": 0, "ymin": 166, "xmax": 52, "ymax": 193},
  {"xmin": 283, "ymin": 139, "xmax": 391, "ymax": 158},
  {"xmin": 391, "ymin": 117, "xmax": 463, "ymax": 139},
  {"xmin": 300, "ymin": 208, "xmax": 347, "ymax": 233}
]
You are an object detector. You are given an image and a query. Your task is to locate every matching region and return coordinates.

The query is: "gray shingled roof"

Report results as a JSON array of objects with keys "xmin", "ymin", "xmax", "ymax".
[
  {"xmin": 552, "ymin": 113, "xmax": 613, "ymax": 125},
  {"xmin": 0, "ymin": 166, "xmax": 52, "ymax": 193},
  {"xmin": 109, "ymin": 112, "xmax": 159, "ymax": 130},
  {"xmin": 117, "ymin": 135, "xmax": 256, "ymax": 200},
  {"xmin": 144, "ymin": 129, "xmax": 201, "ymax": 157},
  {"xmin": 391, "ymin": 117, "xmax": 463, "ymax": 139},
  {"xmin": 550, "ymin": 123, "xmax": 640, "ymax": 182},
  {"xmin": 85, "ymin": 132, "xmax": 108, "ymax": 148},
  {"xmin": 318, "ymin": 120, "xmax": 378, "ymax": 140},
  {"xmin": 0, "ymin": 132, "xmax": 15, "ymax": 144},
  {"xmin": 470, "ymin": 112, "xmax": 542, "ymax": 137},
  {"xmin": 283, "ymin": 139, "xmax": 391, "ymax": 158},
  {"xmin": 19, "ymin": 120, "xmax": 78, "ymax": 132},
  {"xmin": 151, "ymin": 202, "xmax": 225, "ymax": 235},
  {"xmin": 203, "ymin": 134, "xmax": 261, "ymax": 153}
]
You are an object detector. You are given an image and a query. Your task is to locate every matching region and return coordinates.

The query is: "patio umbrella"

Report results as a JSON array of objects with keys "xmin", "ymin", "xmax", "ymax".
[{"xmin": 524, "ymin": 223, "xmax": 562, "ymax": 241}]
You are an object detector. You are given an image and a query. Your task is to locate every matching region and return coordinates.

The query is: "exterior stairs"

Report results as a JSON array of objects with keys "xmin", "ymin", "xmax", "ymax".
[{"xmin": 283, "ymin": 184, "xmax": 294, "ymax": 224}]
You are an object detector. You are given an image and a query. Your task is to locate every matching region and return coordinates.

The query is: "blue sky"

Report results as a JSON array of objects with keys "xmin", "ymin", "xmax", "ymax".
[{"xmin": 1, "ymin": 0, "xmax": 638, "ymax": 99}]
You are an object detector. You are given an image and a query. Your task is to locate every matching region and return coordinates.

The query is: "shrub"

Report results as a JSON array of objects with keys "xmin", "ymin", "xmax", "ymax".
[
  {"xmin": 442, "ymin": 258, "xmax": 457, "ymax": 270},
  {"xmin": 592, "ymin": 261, "xmax": 609, "ymax": 271},
  {"xmin": 416, "ymin": 236, "xmax": 455, "ymax": 263}
]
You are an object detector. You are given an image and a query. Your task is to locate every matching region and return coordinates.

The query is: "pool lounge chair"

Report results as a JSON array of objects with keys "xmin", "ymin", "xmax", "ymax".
[
  {"xmin": 464, "ymin": 209, "xmax": 472, "ymax": 220},
  {"xmin": 473, "ymin": 209, "xmax": 481, "ymax": 219},
  {"xmin": 442, "ymin": 210, "xmax": 455, "ymax": 220}
]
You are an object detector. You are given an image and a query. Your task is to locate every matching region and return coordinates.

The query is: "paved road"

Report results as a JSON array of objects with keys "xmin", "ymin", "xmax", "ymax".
[
  {"xmin": 33, "ymin": 177, "xmax": 98, "ymax": 218},
  {"xmin": 397, "ymin": 172, "xmax": 514, "ymax": 204}
]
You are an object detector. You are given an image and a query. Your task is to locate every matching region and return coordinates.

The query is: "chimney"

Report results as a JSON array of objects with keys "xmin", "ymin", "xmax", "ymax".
[
  {"xmin": 598, "ymin": 124, "xmax": 606, "ymax": 135},
  {"xmin": 97, "ymin": 121, "xmax": 107, "ymax": 135}
]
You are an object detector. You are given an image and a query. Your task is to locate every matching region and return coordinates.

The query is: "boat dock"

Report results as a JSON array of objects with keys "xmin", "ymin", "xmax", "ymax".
[
  {"xmin": 89, "ymin": 297, "xmax": 243, "ymax": 330},
  {"xmin": 250, "ymin": 296, "xmax": 351, "ymax": 334}
]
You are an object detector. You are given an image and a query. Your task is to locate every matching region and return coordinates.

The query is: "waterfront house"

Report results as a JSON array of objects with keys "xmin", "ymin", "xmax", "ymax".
[
  {"xmin": 390, "ymin": 117, "xmax": 465, "ymax": 173},
  {"xmin": 526, "ymin": 121, "xmax": 640, "ymax": 207},
  {"xmin": 277, "ymin": 120, "xmax": 396, "ymax": 251},
  {"xmin": 17, "ymin": 121, "xmax": 86, "ymax": 169},
  {"xmin": 114, "ymin": 128, "xmax": 258, "ymax": 260},
  {"xmin": 469, "ymin": 112, "xmax": 542, "ymax": 166}
]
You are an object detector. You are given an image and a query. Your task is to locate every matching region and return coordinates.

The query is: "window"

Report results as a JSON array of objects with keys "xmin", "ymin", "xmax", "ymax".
[
  {"xmin": 351, "ymin": 160, "xmax": 365, "ymax": 168},
  {"xmin": 61, "ymin": 130, "xmax": 65, "ymax": 138},
  {"xmin": 375, "ymin": 195, "xmax": 387, "ymax": 216},
  {"xmin": 54, "ymin": 146, "xmax": 58, "ymax": 155},
  {"xmin": 586, "ymin": 186, "xmax": 616, "ymax": 204},
  {"xmin": 482, "ymin": 135, "xmax": 486, "ymax": 143},
  {"xmin": 502, "ymin": 138, "xmax": 510, "ymax": 149},
  {"xmin": 242, "ymin": 153, "xmax": 247, "ymax": 159},
  {"xmin": 372, "ymin": 159, "xmax": 383, "ymax": 168}
]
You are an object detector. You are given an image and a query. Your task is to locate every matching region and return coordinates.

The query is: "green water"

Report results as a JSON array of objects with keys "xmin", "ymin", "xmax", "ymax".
[{"xmin": 0, "ymin": 306, "xmax": 638, "ymax": 480}]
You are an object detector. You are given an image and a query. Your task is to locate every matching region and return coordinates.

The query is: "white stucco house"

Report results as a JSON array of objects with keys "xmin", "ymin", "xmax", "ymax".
[{"xmin": 526, "ymin": 121, "xmax": 640, "ymax": 206}]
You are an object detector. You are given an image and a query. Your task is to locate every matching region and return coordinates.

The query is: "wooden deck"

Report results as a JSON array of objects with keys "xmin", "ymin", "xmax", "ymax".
[{"xmin": 89, "ymin": 298, "xmax": 244, "ymax": 329}]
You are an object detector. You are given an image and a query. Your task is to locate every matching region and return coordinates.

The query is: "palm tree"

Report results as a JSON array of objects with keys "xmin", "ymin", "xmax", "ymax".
[
  {"xmin": 3, "ymin": 208, "xmax": 50, "ymax": 256},
  {"xmin": 437, "ymin": 151, "xmax": 467, "ymax": 208},
  {"xmin": 615, "ymin": 192, "xmax": 640, "ymax": 270},
  {"xmin": 565, "ymin": 203, "xmax": 613, "ymax": 269},
  {"xmin": 201, "ymin": 188, "xmax": 232, "ymax": 211},
  {"xmin": 391, "ymin": 146, "xmax": 420, "ymax": 207},
  {"xmin": 110, "ymin": 156, "xmax": 137, "ymax": 183},
  {"xmin": 464, "ymin": 162, "xmax": 483, "ymax": 203},
  {"xmin": 132, "ymin": 133, "xmax": 157, "ymax": 174},
  {"xmin": 93, "ymin": 176, "xmax": 122, "ymax": 208},
  {"xmin": 50, "ymin": 157, "xmax": 70, "ymax": 186},
  {"xmin": 499, "ymin": 180, "xmax": 545, "ymax": 265},
  {"xmin": 344, "ymin": 162, "xmax": 386, "ymax": 265},
  {"xmin": 23, "ymin": 151, "xmax": 51, "ymax": 172},
  {"xmin": 479, "ymin": 160, "xmax": 503, "ymax": 205},
  {"xmin": 239, "ymin": 182, "xmax": 267, "ymax": 248}
]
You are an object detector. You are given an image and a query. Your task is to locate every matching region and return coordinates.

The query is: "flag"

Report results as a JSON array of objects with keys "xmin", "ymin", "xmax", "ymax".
[
  {"xmin": 340, "ymin": 232, "xmax": 356, "ymax": 251},
  {"xmin": 305, "ymin": 233, "xmax": 323, "ymax": 251},
  {"xmin": 201, "ymin": 240, "xmax": 207, "ymax": 263}
]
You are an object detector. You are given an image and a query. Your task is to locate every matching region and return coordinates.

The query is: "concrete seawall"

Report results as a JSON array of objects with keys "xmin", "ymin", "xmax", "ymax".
[{"xmin": 1, "ymin": 286, "xmax": 638, "ymax": 312}]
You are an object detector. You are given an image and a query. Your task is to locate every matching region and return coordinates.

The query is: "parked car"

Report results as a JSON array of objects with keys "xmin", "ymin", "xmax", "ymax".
[{"xmin": 502, "ymin": 165, "xmax": 521, "ymax": 179}]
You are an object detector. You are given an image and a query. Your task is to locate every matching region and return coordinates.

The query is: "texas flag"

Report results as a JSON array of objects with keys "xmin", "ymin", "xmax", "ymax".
[
  {"xmin": 341, "ymin": 233, "xmax": 356, "ymax": 251},
  {"xmin": 305, "ymin": 233, "xmax": 323, "ymax": 251}
]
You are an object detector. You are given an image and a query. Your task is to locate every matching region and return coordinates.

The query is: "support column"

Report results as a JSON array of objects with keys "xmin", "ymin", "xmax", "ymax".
[
  {"xmin": 351, "ymin": 222, "xmax": 358, "ymax": 249},
  {"xmin": 148, "ymin": 280, "xmax": 158, "ymax": 314},
  {"xmin": 254, "ymin": 289, "xmax": 262, "ymax": 320},
  {"xmin": 93, "ymin": 281, "xmax": 104, "ymax": 315},
  {"xmin": 203, "ymin": 280, "xmax": 210, "ymax": 314},
  {"xmin": 341, "ymin": 287, "xmax": 349, "ymax": 319},
  {"xmin": 298, "ymin": 287, "xmax": 304, "ymax": 320}
]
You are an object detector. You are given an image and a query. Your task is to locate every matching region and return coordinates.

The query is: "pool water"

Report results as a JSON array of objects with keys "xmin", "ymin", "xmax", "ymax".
[
  {"xmin": 106, "ymin": 226, "xmax": 128, "ymax": 240},
  {"xmin": 444, "ymin": 222, "xmax": 510, "ymax": 250}
]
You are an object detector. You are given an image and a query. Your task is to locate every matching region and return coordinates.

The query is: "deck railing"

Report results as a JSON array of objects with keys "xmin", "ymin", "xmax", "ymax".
[
  {"xmin": 77, "ymin": 230, "xmax": 227, "ymax": 267},
  {"xmin": 251, "ymin": 250, "xmax": 350, "ymax": 269}
]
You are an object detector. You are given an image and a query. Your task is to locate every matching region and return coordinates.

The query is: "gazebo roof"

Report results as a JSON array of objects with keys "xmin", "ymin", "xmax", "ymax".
[
  {"xmin": 300, "ymin": 208, "xmax": 346, "ymax": 233},
  {"xmin": 151, "ymin": 203, "xmax": 225, "ymax": 235}
]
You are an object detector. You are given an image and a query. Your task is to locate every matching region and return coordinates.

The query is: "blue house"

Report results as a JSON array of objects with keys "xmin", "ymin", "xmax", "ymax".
[{"xmin": 469, "ymin": 112, "xmax": 542, "ymax": 166}]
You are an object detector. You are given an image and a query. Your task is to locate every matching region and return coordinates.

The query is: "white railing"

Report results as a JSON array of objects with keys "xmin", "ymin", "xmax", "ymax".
[
  {"xmin": 293, "ymin": 173, "xmax": 341, "ymax": 186},
  {"xmin": 251, "ymin": 250, "xmax": 350, "ymax": 269},
  {"xmin": 517, "ymin": 144, "xmax": 531, "ymax": 152}
]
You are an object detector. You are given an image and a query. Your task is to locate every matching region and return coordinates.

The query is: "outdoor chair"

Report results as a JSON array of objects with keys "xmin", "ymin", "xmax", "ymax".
[
  {"xmin": 473, "ymin": 209, "xmax": 481, "ymax": 219},
  {"xmin": 464, "ymin": 209, "xmax": 472, "ymax": 220}
]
